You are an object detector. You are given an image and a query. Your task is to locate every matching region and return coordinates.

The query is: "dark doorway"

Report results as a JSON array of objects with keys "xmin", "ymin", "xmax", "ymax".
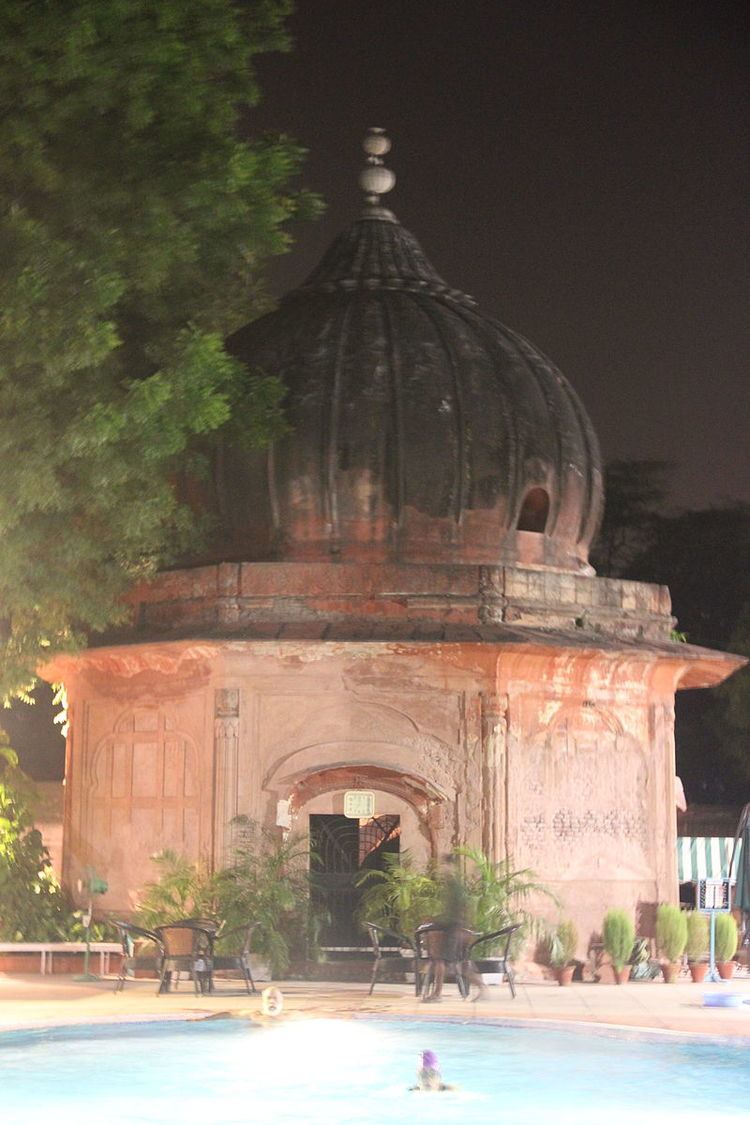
[{"xmin": 309, "ymin": 814, "xmax": 400, "ymax": 948}]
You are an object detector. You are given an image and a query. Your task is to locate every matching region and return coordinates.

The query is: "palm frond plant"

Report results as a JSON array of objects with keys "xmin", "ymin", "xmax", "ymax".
[
  {"xmin": 217, "ymin": 816, "xmax": 313, "ymax": 977},
  {"xmin": 356, "ymin": 851, "xmax": 440, "ymax": 937},
  {"xmin": 453, "ymin": 846, "xmax": 553, "ymax": 952},
  {"xmin": 135, "ymin": 849, "xmax": 218, "ymax": 929}
]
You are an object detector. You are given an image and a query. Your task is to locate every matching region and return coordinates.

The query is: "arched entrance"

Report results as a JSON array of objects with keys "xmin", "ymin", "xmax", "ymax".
[
  {"xmin": 275, "ymin": 763, "xmax": 446, "ymax": 949},
  {"xmin": 309, "ymin": 812, "xmax": 400, "ymax": 947}
]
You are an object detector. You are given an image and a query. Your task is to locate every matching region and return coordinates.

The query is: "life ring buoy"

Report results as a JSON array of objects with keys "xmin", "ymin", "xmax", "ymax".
[{"xmin": 261, "ymin": 986, "xmax": 284, "ymax": 1016}]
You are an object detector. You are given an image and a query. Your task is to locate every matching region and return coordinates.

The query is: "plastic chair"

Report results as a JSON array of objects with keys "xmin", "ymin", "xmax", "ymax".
[
  {"xmin": 463, "ymin": 923, "xmax": 521, "ymax": 998},
  {"xmin": 210, "ymin": 922, "xmax": 258, "ymax": 994},
  {"xmin": 113, "ymin": 921, "xmax": 163, "ymax": 993},
  {"xmin": 365, "ymin": 923, "xmax": 421, "ymax": 996}
]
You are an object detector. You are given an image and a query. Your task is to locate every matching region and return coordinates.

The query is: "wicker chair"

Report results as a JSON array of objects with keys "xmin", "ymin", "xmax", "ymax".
[
  {"xmin": 415, "ymin": 923, "xmax": 470, "ymax": 999},
  {"xmin": 154, "ymin": 918, "xmax": 220, "ymax": 996}
]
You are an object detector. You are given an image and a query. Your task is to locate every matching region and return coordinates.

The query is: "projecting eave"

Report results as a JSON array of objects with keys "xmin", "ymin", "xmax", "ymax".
[{"xmin": 39, "ymin": 621, "xmax": 746, "ymax": 692}]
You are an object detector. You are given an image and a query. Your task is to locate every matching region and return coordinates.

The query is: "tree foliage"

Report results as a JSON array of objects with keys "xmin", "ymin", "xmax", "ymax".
[
  {"xmin": 593, "ymin": 463, "xmax": 749, "ymax": 802},
  {"xmin": 590, "ymin": 460, "xmax": 670, "ymax": 577},
  {"xmin": 626, "ymin": 503, "xmax": 750, "ymax": 801},
  {"xmin": 0, "ymin": 732, "xmax": 69, "ymax": 939},
  {"xmin": 716, "ymin": 602, "xmax": 750, "ymax": 790},
  {"xmin": 0, "ymin": 0, "xmax": 318, "ymax": 699}
]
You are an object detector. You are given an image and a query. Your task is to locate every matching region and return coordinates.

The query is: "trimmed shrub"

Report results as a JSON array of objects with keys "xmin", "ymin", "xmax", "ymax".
[
  {"xmin": 685, "ymin": 911, "xmax": 709, "ymax": 962},
  {"xmin": 602, "ymin": 909, "xmax": 635, "ymax": 972},
  {"xmin": 715, "ymin": 913, "xmax": 739, "ymax": 962},
  {"xmin": 655, "ymin": 904, "xmax": 687, "ymax": 961}
]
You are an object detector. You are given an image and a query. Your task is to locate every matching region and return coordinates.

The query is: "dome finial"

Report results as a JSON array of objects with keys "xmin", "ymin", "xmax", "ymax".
[{"xmin": 359, "ymin": 128, "xmax": 396, "ymax": 216}]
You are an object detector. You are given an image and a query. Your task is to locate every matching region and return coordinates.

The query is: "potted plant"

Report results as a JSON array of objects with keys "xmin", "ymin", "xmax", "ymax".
[
  {"xmin": 685, "ymin": 910, "xmax": 709, "ymax": 983},
  {"xmin": 655, "ymin": 903, "xmax": 687, "ymax": 982},
  {"xmin": 602, "ymin": 909, "xmax": 635, "ymax": 984},
  {"xmin": 218, "ymin": 818, "xmax": 314, "ymax": 978},
  {"xmin": 548, "ymin": 920, "xmax": 578, "ymax": 985},
  {"xmin": 715, "ymin": 913, "xmax": 738, "ymax": 979}
]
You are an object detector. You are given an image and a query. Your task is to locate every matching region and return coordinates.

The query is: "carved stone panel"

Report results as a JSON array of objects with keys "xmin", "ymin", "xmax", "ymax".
[
  {"xmin": 87, "ymin": 707, "xmax": 201, "ymax": 905},
  {"xmin": 509, "ymin": 703, "xmax": 652, "ymax": 883}
]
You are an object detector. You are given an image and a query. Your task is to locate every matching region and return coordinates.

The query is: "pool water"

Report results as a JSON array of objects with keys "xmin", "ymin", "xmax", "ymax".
[{"xmin": 2, "ymin": 1017, "xmax": 749, "ymax": 1124}]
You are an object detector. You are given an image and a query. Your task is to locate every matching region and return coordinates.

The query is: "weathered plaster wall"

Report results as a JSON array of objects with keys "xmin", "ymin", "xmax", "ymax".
[
  {"xmin": 495, "ymin": 651, "xmax": 678, "ymax": 949},
  {"xmin": 59, "ymin": 640, "xmax": 492, "ymax": 912},
  {"xmin": 58, "ymin": 635, "xmax": 682, "ymax": 952}
]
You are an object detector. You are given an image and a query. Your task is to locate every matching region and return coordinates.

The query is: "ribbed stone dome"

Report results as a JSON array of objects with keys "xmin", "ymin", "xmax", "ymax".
[{"xmin": 206, "ymin": 207, "xmax": 603, "ymax": 573}]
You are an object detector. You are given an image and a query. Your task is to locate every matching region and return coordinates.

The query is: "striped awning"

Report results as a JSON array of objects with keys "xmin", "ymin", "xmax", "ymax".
[{"xmin": 677, "ymin": 836, "xmax": 741, "ymax": 882}]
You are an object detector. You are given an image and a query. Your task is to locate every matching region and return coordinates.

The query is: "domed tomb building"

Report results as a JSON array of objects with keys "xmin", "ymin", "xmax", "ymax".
[{"xmin": 44, "ymin": 133, "xmax": 743, "ymax": 947}]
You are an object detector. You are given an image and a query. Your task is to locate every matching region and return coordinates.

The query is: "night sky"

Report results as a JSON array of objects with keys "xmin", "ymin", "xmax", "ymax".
[
  {"xmin": 7, "ymin": 0, "xmax": 749, "ymax": 782},
  {"xmin": 251, "ymin": 0, "xmax": 749, "ymax": 511}
]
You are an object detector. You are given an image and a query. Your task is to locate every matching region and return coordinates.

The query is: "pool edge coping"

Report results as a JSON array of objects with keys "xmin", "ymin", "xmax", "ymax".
[{"xmin": 2, "ymin": 1008, "xmax": 750, "ymax": 1050}]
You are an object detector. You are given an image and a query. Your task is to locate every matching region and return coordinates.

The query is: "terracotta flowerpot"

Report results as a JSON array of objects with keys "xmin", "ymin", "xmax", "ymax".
[
  {"xmin": 718, "ymin": 960, "xmax": 736, "ymax": 980},
  {"xmin": 662, "ymin": 961, "xmax": 681, "ymax": 983},
  {"xmin": 688, "ymin": 961, "xmax": 709, "ymax": 983},
  {"xmin": 556, "ymin": 965, "xmax": 575, "ymax": 987},
  {"xmin": 615, "ymin": 965, "xmax": 631, "ymax": 985}
]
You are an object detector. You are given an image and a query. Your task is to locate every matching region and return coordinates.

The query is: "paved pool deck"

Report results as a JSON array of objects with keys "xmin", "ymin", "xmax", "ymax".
[{"xmin": 3, "ymin": 972, "xmax": 750, "ymax": 1040}]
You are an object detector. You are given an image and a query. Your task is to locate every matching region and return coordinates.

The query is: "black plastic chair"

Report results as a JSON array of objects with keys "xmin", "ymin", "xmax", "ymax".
[
  {"xmin": 365, "ymin": 923, "xmax": 421, "ymax": 996},
  {"xmin": 113, "ymin": 921, "xmax": 163, "ymax": 993},
  {"xmin": 154, "ymin": 918, "xmax": 220, "ymax": 995},
  {"xmin": 210, "ymin": 922, "xmax": 258, "ymax": 994},
  {"xmin": 463, "ymin": 923, "xmax": 522, "ymax": 998}
]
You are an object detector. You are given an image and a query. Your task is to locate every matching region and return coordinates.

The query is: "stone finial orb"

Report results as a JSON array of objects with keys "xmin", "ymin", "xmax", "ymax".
[
  {"xmin": 359, "ymin": 164, "xmax": 396, "ymax": 197},
  {"xmin": 360, "ymin": 128, "xmax": 395, "ymax": 203},
  {"xmin": 363, "ymin": 128, "xmax": 391, "ymax": 157}
]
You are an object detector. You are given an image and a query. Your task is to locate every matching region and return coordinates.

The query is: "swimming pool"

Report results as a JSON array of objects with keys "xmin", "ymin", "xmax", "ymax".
[{"xmin": 2, "ymin": 1017, "xmax": 749, "ymax": 1124}]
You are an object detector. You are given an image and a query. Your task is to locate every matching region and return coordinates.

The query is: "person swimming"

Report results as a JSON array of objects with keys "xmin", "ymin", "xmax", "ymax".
[{"xmin": 410, "ymin": 1049, "xmax": 455, "ymax": 1091}]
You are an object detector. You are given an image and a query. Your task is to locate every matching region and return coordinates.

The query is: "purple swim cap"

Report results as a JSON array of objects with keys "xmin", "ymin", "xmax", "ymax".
[{"xmin": 421, "ymin": 1050, "xmax": 439, "ymax": 1070}]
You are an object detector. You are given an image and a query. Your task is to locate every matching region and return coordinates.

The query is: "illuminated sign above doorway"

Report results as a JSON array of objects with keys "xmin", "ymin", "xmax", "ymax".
[{"xmin": 343, "ymin": 790, "xmax": 375, "ymax": 819}]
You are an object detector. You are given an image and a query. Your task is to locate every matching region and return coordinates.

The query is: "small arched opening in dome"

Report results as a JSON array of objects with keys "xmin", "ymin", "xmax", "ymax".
[{"xmin": 517, "ymin": 488, "xmax": 550, "ymax": 533}]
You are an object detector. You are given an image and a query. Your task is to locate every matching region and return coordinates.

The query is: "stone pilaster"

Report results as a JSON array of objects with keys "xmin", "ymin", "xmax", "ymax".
[
  {"xmin": 213, "ymin": 688, "xmax": 240, "ymax": 866},
  {"xmin": 480, "ymin": 691, "xmax": 507, "ymax": 863}
]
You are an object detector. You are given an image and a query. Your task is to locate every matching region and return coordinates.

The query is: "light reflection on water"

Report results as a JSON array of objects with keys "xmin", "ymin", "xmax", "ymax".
[{"xmin": 1, "ymin": 1017, "xmax": 749, "ymax": 1124}]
